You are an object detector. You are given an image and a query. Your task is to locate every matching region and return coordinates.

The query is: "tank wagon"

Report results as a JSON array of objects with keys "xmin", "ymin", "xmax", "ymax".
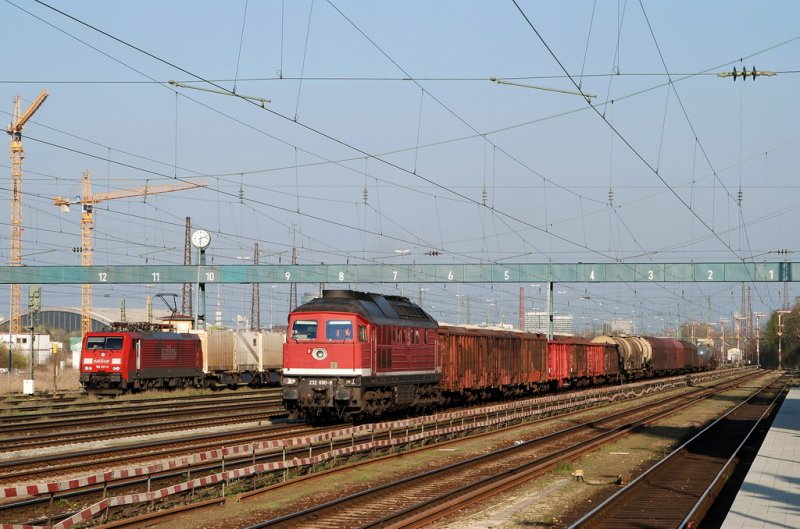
[
  {"xmin": 591, "ymin": 335, "xmax": 711, "ymax": 377},
  {"xmin": 79, "ymin": 323, "xmax": 284, "ymax": 395},
  {"xmin": 282, "ymin": 290, "xmax": 710, "ymax": 422}
]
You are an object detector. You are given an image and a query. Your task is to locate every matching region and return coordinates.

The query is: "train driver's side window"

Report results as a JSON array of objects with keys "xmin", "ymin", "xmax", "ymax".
[
  {"xmin": 291, "ymin": 320, "xmax": 318, "ymax": 340},
  {"xmin": 327, "ymin": 320, "xmax": 353, "ymax": 341},
  {"xmin": 358, "ymin": 325, "xmax": 367, "ymax": 342}
]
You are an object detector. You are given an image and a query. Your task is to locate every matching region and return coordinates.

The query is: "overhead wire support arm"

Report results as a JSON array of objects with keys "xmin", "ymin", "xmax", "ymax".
[
  {"xmin": 168, "ymin": 80, "xmax": 271, "ymax": 106},
  {"xmin": 490, "ymin": 77, "xmax": 596, "ymax": 101}
]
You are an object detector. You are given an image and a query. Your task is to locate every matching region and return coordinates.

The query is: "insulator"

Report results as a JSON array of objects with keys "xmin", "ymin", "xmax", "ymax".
[{"xmin": 362, "ymin": 185, "xmax": 369, "ymax": 204}]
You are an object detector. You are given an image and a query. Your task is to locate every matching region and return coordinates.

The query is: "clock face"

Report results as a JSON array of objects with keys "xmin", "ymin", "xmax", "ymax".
[{"xmin": 191, "ymin": 229, "xmax": 210, "ymax": 249}]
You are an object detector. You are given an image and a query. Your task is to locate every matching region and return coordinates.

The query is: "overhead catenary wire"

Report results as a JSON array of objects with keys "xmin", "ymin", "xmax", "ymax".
[
  {"xmin": 4, "ymin": 0, "xmax": 793, "ymax": 325},
  {"xmin": 26, "ymin": 0, "xmax": 622, "ymax": 266},
  {"xmin": 510, "ymin": 0, "xmax": 746, "ymax": 264}
]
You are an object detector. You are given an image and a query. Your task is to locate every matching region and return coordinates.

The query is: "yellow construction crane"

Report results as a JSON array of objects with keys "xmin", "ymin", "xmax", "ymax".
[
  {"xmin": 54, "ymin": 170, "xmax": 207, "ymax": 335},
  {"xmin": 7, "ymin": 89, "xmax": 48, "ymax": 335}
]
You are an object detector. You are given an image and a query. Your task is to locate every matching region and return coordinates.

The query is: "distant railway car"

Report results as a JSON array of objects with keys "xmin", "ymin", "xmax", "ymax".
[
  {"xmin": 79, "ymin": 324, "xmax": 284, "ymax": 395},
  {"xmin": 79, "ymin": 325, "xmax": 204, "ymax": 395},
  {"xmin": 547, "ymin": 337, "xmax": 620, "ymax": 388},
  {"xmin": 197, "ymin": 329, "xmax": 284, "ymax": 386},
  {"xmin": 281, "ymin": 290, "xmax": 439, "ymax": 420},
  {"xmin": 592, "ymin": 335, "xmax": 703, "ymax": 376},
  {"xmin": 437, "ymin": 325, "xmax": 548, "ymax": 399},
  {"xmin": 591, "ymin": 335, "xmax": 651, "ymax": 376},
  {"xmin": 696, "ymin": 343, "xmax": 714, "ymax": 368}
]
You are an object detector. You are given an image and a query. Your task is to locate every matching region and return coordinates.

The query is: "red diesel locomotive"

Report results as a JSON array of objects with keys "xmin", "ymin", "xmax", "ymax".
[
  {"xmin": 282, "ymin": 289, "xmax": 709, "ymax": 422},
  {"xmin": 281, "ymin": 290, "xmax": 441, "ymax": 418}
]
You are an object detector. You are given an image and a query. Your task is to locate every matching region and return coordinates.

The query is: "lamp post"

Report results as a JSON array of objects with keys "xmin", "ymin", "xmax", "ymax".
[
  {"xmin": 735, "ymin": 316, "xmax": 747, "ymax": 364},
  {"xmin": 269, "ymin": 285, "xmax": 277, "ymax": 331},
  {"xmin": 235, "ymin": 255, "xmax": 251, "ymax": 330},
  {"xmin": 754, "ymin": 312, "xmax": 763, "ymax": 367},
  {"xmin": 719, "ymin": 318, "xmax": 729, "ymax": 363},
  {"xmin": 777, "ymin": 310, "xmax": 791, "ymax": 371},
  {"xmin": 418, "ymin": 287, "xmax": 429, "ymax": 307}
]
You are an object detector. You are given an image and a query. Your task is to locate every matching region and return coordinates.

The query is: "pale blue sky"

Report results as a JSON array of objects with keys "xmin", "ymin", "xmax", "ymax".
[{"xmin": 2, "ymin": 0, "xmax": 799, "ymax": 332}]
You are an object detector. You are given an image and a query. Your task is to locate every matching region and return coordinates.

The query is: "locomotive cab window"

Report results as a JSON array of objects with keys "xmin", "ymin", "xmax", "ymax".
[
  {"xmin": 86, "ymin": 336, "xmax": 124, "ymax": 350},
  {"xmin": 358, "ymin": 325, "xmax": 367, "ymax": 342},
  {"xmin": 105, "ymin": 336, "xmax": 124, "ymax": 350},
  {"xmin": 291, "ymin": 320, "xmax": 318, "ymax": 341},
  {"xmin": 86, "ymin": 336, "xmax": 105, "ymax": 349},
  {"xmin": 327, "ymin": 320, "xmax": 353, "ymax": 341}
]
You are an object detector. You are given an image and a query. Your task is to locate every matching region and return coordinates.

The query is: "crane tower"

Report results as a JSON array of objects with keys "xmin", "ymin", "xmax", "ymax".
[
  {"xmin": 54, "ymin": 171, "xmax": 207, "ymax": 335},
  {"xmin": 6, "ymin": 90, "xmax": 48, "ymax": 334}
]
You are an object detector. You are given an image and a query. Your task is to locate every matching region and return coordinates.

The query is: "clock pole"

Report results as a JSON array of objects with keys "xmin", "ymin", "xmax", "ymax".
[
  {"xmin": 197, "ymin": 246, "xmax": 207, "ymax": 330},
  {"xmin": 191, "ymin": 230, "xmax": 211, "ymax": 330}
]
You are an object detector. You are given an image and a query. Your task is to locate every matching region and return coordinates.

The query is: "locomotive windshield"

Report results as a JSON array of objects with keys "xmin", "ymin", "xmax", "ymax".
[
  {"xmin": 291, "ymin": 320, "xmax": 318, "ymax": 341},
  {"xmin": 326, "ymin": 320, "xmax": 353, "ymax": 341},
  {"xmin": 86, "ymin": 336, "xmax": 124, "ymax": 350}
]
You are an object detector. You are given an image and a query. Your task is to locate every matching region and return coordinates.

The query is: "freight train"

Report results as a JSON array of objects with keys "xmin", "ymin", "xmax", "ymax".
[
  {"xmin": 281, "ymin": 290, "xmax": 712, "ymax": 421},
  {"xmin": 78, "ymin": 322, "xmax": 284, "ymax": 395}
]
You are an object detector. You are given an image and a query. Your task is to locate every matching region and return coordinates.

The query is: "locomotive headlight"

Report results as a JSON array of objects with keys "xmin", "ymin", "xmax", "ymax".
[
  {"xmin": 311, "ymin": 348, "xmax": 328, "ymax": 360},
  {"xmin": 282, "ymin": 377, "xmax": 297, "ymax": 385}
]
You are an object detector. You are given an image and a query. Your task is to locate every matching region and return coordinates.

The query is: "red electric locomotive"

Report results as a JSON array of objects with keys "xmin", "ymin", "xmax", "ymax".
[
  {"xmin": 79, "ymin": 323, "xmax": 204, "ymax": 395},
  {"xmin": 281, "ymin": 290, "xmax": 440, "ymax": 420}
]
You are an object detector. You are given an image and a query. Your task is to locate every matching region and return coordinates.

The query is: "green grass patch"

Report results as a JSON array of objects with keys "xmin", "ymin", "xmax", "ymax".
[{"xmin": 554, "ymin": 461, "xmax": 574, "ymax": 474}]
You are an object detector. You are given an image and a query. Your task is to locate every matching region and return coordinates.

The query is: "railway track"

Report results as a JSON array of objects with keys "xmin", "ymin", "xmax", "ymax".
[
  {"xmin": 240, "ymin": 373, "xmax": 755, "ymax": 528},
  {"xmin": 0, "ymin": 417, "xmax": 308, "ymax": 484},
  {"xmin": 0, "ymin": 420, "xmax": 328, "ymax": 526},
  {"xmin": 0, "ymin": 399, "xmax": 284, "ymax": 451},
  {"xmin": 0, "ymin": 387, "xmax": 282, "ymax": 420},
  {"xmin": 568, "ymin": 375, "xmax": 789, "ymax": 529},
  {"xmin": 0, "ymin": 369, "xmax": 751, "ymax": 528},
  {"xmin": 0, "ymin": 389, "xmax": 84, "ymax": 406},
  {"xmin": 67, "ymin": 369, "xmax": 753, "ymax": 529}
]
